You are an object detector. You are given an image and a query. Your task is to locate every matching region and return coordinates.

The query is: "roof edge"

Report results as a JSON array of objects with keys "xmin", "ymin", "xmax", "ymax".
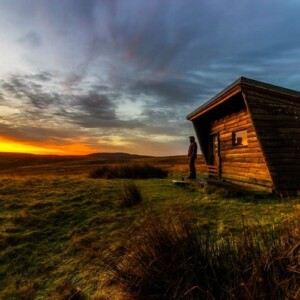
[
  {"xmin": 187, "ymin": 77, "xmax": 242, "ymax": 120},
  {"xmin": 187, "ymin": 76, "xmax": 300, "ymax": 120}
]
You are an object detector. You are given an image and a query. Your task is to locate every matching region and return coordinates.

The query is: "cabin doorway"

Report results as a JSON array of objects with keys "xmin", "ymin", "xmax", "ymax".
[{"xmin": 208, "ymin": 133, "xmax": 220, "ymax": 177}]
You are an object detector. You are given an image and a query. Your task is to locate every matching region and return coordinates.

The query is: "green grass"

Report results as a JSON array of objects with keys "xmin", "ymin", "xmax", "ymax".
[{"xmin": 0, "ymin": 173, "xmax": 299, "ymax": 299}]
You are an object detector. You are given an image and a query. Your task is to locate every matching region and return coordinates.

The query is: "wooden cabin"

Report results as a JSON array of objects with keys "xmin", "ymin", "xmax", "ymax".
[{"xmin": 187, "ymin": 77, "xmax": 300, "ymax": 197}]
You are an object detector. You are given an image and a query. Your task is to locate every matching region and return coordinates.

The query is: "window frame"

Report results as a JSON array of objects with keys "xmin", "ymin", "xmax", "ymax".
[{"xmin": 232, "ymin": 128, "xmax": 248, "ymax": 147}]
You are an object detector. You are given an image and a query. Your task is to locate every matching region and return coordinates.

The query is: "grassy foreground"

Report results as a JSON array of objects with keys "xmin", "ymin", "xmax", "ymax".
[{"xmin": 0, "ymin": 158, "xmax": 299, "ymax": 299}]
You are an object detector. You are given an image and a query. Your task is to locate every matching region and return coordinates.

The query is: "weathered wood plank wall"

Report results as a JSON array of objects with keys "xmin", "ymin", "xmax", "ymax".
[
  {"xmin": 245, "ymin": 90, "xmax": 300, "ymax": 196},
  {"xmin": 210, "ymin": 109, "xmax": 273, "ymax": 191}
]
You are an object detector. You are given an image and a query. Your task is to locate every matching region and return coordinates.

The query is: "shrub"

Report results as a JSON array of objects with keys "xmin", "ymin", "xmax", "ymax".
[
  {"xmin": 103, "ymin": 211, "xmax": 300, "ymax": 299},
  {"xmin": 89, "ymin": 166, "xmax": 114, "ymax": 179},
  {"xmin": 120, "ymin": 182, "xmax": 143, "ymax": 208},
  {"xmin": 89, "ymin": 164, "xmax": 168, "ymax": 179}
]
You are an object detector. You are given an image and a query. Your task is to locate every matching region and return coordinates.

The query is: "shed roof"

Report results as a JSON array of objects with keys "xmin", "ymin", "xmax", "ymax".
[{"xmin": 187, "ymin": 76, "xmax": 300, "ymax": 120}]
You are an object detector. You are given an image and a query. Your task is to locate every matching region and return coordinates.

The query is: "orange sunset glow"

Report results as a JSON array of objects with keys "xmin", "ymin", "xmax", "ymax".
[{"xmin": 0, "ymin": 138, "xmax": 97, "ymax": 156}]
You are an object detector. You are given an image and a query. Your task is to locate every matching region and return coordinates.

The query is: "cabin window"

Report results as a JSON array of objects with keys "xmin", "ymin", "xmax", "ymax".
[{"xmin": 232, "ymin": 129, "xmax": 248, "ymax": 146}]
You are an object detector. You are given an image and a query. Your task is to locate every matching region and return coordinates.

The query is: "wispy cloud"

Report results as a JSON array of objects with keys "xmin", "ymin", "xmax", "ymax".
[{"xmin": 18, "ymin": 31, "xmax": 42, "ymax": 47}]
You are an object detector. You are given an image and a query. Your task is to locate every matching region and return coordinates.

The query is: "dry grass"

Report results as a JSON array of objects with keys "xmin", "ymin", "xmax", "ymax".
[
  {"xmin": 120, "ymin": 182, "xmax": 143, "ymax": 208},
  {"xmin": 0, "ymin": 153, "xmax": 200, "ymax": 177},
  {"xmin": 0, "ymin": 154, "xmax": 299, "ymax": 299},
  {"xmin": 101, "ymin": 210, "xmax": 300, "ymax": 299}
]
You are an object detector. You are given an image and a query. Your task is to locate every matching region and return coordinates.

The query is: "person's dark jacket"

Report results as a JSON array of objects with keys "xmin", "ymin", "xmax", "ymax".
[{"xmin": 188, "ymin": 142, "xmax": 197, "ymax": 159}]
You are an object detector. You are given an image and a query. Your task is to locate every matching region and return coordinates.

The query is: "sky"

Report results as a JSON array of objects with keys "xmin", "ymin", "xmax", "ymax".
[{"xmin": 1, "ymin": 0, "xmax": 300, "ymax": 156}]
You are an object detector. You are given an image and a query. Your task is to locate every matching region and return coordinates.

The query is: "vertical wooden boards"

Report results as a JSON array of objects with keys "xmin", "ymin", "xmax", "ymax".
[{"xmin": 244, "ymin": 89, "xmax": 300, "ymax": 196}]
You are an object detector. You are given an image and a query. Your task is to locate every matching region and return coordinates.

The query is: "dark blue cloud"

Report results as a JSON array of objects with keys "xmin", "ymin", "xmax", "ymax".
[{"xmin": 1, "ymin": 0, "xmax": 300, "ymax": 154}]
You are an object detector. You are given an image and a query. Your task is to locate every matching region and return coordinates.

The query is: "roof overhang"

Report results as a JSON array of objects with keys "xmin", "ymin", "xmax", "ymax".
[
  {"xmin": 187, "ymin": 85, "xmax": 241, "ymax": 121},
  {"xmin": 187, "ymin": 76, "xmax": 300, "ymax": 121}
]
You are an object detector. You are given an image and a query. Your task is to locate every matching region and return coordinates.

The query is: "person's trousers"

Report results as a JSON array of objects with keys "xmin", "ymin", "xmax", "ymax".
[{"xmin": 189, "ymin": 157, "xmax": 196, "ymax": 178}]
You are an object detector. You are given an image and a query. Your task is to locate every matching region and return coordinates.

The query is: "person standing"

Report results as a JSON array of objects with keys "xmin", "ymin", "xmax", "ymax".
[{"xmin": 187, "ymin": 136, "xmax": 197, "ymax": 179}]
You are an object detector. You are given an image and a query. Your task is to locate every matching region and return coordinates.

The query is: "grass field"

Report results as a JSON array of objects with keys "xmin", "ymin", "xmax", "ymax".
[{"xmin": 0, "ymin": 153, "xmax": 299, "ymax": 299}]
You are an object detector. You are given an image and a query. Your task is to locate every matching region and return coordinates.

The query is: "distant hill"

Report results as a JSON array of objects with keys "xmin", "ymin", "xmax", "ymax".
[
  {"xmin": 0, "ymin": 152, "xmax": 206, "ymax": 176},
  {"xmin": 85, "ymin": 152, "xmax": 151, "ymax": 160},
  {"xmin": 0, "ymin": 152, "xmax": 151, "ymax": 171},
  {"xmin": 0, "ymin": 152, "xmax": 80, "ymax": 170}
]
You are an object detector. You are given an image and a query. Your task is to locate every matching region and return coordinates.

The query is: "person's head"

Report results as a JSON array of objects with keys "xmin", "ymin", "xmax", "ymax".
[{"xmin": 189, "ymin": 136, "xmax": 195, "ymax": 143}]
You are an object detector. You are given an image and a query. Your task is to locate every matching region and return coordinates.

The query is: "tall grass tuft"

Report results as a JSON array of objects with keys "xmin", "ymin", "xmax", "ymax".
[
  {"xmin": 120, "ymin": 182, "xmax": 143, "ymax": 208},
  {"xmin": 89, "ymin": 164, "xmax": 168, "ymax": 179},
  {"xmin": 103, "ymin": 211, "xmax": 300, "ymax": 299},
  {"xmin": 51, "ymin": 280, "xmax": 85, "ymax": 300}
]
